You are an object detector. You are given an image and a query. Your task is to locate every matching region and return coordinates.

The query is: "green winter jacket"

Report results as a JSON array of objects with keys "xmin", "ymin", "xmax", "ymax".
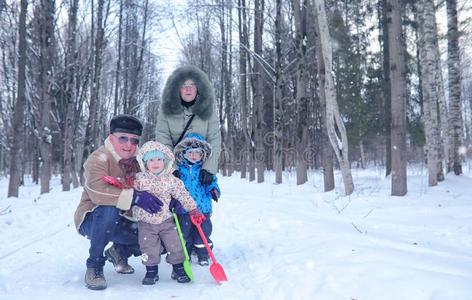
[{"xmin": 156, "ymin": 65, "xmax": 221, "ymax": 174}]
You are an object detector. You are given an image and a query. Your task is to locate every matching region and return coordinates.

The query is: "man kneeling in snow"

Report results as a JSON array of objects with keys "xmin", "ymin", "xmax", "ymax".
[{"xmin": 74, "ymin": 114, "xmax": 163, "ymax": 290}]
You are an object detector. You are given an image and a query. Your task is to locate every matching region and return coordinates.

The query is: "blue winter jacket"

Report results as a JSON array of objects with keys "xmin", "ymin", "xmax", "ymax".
[{"xmin": 178, "ymin": 161, "xmax": 220, "ymax": 214}]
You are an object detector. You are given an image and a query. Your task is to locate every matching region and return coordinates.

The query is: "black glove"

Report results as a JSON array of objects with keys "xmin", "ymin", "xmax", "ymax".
[
  {"xmin": 172, "ymin": 170, "xmax": 180, "ymax": 178},
  {"xmin": 132, "ymin": 190, "xmax": 163, "ymax": 214},
  {"xmin": 169, "ymin": 198, "xmax": 186, "ymax": 215},
  {"xmin": 210, "ymin": 188, "xmax": 219, "ymax": 202},
  {"xmin": 199, "ymin": 169, "xmax": 214, "ymax": 186}
]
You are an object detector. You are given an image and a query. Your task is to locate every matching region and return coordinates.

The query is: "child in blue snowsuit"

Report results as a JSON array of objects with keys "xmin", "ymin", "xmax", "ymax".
[{"xmin": 174, "ymin": 133, "xmax": 221, "ymax": 266}]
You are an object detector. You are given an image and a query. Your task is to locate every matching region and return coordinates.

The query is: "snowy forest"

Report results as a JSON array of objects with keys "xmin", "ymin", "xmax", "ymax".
[{"xmin": 1, "ymin": 0, "xmax": 472, "ymax": 197}]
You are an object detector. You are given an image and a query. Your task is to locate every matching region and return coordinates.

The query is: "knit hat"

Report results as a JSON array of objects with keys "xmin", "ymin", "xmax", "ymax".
[
  {"xmin": 110, "ymin": 114, "xmax": 143, "ymax": 136},
  {"xmin": 143, "ymin": 149, "xmax": 165, "ymax": 164},
  {"xmin": 137, "ymin": 140, "xmax": 175, "ymax": 175}
]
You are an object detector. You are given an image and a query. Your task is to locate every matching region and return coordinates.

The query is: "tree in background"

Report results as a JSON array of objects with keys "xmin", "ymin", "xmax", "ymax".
[
  {"xmin": 60, "ymin": 0, "xmax": 79, "ymax": 191},
  {"xmin": 1, "ymin": 0, "xmax": 472, "ymax": 198},
  {"xmin": 446, "ymin": 0, "xmax": 464, "ymax": 175},
  {"xmin": 313, "ymin": 0, "xmax": 354, "ymax": 195},
  {"xmin": 416, "ymin": 0, "xmax": 444, "ymax": 186},
  {"xmin": 387, "ymin": 0, "xmax": 407, "ymax": 196},
  {"xmin": 30, "ymin": 0, "xmax": 56, "ymax": 194},
  {"xmin": 7, "ymin": 0, "xmax": 27, "ymax": 197}
]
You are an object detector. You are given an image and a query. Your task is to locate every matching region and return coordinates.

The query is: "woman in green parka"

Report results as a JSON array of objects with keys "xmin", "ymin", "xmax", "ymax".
[{"xmin": 156, "ymin": 65, "xmax": 221, "ymax": 186}]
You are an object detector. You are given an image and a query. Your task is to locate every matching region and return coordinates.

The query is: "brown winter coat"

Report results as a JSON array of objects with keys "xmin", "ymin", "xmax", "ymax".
[
  {"xmin": 73, "ymin": 137, "xmax": 135, "ymax": 230},
  {"xmin": 132, "ymin": 140, "xmax": 197, "ymax": 224}
]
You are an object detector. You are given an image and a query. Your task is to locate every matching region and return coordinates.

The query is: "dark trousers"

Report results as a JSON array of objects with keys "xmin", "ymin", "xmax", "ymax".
[
  {"xmin": 178, "ymin": 213, "xmax": 213, "ymax": 258},
  {"xmin": 79, "ymin": 206, "xmax": 141, "ymax": 268}
]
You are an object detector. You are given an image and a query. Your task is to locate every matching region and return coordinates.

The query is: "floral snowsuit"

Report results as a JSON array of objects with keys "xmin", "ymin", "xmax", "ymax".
[{"xmin": 133, "ymin": 141, "xmax": 197, "ymax": 266}]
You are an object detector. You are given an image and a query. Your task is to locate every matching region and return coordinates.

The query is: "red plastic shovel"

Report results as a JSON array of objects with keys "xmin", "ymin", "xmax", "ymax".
[{"xmin": 190, "ymin": 215, "xmax": 228, "ymax": 284}]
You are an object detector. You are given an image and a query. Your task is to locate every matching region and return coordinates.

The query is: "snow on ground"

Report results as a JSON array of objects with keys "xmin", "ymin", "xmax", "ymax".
[{"xmin": 1, "ymin": 166, "xmax": 472, "ymax": 300}]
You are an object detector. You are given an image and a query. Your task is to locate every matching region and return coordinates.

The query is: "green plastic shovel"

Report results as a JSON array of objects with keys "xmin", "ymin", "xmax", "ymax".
[{"xmin": 172, "ymin": 211, "xmax": 193, "ymax": 281}]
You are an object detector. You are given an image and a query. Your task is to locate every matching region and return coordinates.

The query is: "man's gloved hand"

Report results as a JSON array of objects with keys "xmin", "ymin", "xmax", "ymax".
[
  {"xmin": 199, "ymin": 169, "xmax": 214, "ymax": 186},
  {"xmin": 132, "ymin": 190, "xmax": 163, "ymax": 214},
  {"xmin": 210, "ymin": 188, "xmax": 219, "ymax": 202},
  {"xmin": 172, "ymin": 170, "xmax": 180, "ymax": 178},
  {"xmin": 169, "ymin": 198, "xmax": 186, "ymax": 215},
  {"xmin": 189, "ymin": 209, "xmax": 206, "ymax": 224}
]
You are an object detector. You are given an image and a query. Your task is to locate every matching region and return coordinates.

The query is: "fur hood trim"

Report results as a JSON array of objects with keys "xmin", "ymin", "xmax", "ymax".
[
  {"xmin": 161, "ymin": 65, "xmax": 215, "ymax": 120},
  {"xmin": 136, "ymin": 141, "xmax": 174, "ymax": 175},
  {"xmin": 174, "ymin": 133, "xmax": 212, "ymax": 164}
]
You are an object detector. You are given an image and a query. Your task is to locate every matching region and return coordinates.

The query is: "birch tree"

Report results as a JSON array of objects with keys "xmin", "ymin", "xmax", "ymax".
[
  {"xmin": 313, "ymin": 0, "xmax": 354, "ymax": 195},
  {"xmin": 416, "ymin": 0, "xmax": 443, "ymax": 186},
  {"xmin": 311, "ymin": 0, "xmax": 334, "ymax": 191},
  {"xmin": 446, "ymin": 0, "xmax": 464, "ymax": 175}
]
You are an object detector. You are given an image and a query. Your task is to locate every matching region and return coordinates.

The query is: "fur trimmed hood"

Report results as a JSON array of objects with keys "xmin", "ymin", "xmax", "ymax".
[
  {"xmin": 161, "ymin": 65, "xmax": 215, "ymax": 120},
  {"xmin": 174, "ymin": 133, "xmax": 212, "ymax": 165},
  {"xmin": 136, "ymin": 140, "xmax": 175, "ymax": 175}
]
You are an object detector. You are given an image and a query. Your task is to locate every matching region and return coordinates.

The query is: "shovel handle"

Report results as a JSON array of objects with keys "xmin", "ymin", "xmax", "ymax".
[
  {"xmin": 190, "ymin": 215, "xmax": 217, "ymax": 264},
  {"xmin": 172, "ymin": 211, "xmax": 190, "ymax": 261},
  {"xmin": 101, "ymin": 176, "xmax": 125, "ymax": 189}
]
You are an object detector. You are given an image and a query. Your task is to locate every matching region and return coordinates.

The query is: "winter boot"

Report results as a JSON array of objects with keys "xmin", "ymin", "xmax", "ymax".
[
  {"xmin": 142, "ymin": 265, "xmax": 159, "ymax": 285},
  {"xmin": 105, "ymin": 245, "xmax": 135, "ymax": 274},
  {"xmin": 197, "ymin": 256, "xmax": 209, "ymax": 266},
  {"xmin": 171, "ymin": 263, "xmax": 191, "ymax": 283},
  {"xmin": 84, "ymin": 267, "xmax": 107, "ymax": 290}
]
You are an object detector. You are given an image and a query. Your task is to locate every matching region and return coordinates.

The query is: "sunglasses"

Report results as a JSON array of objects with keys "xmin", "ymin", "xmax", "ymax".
[{"xmin": 113, "ymin": 134, "xmax": 140, "ymax": 145}]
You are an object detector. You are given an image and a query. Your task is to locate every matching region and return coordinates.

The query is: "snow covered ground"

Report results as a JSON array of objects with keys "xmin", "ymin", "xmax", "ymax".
[{"xmin": 1, "ymin": 166, "xmax": 472, "ymax": 300}]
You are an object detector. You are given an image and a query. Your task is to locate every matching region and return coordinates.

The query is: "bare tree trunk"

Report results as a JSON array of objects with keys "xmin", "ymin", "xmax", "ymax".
[
  {"xmin": 122, "ymin": 0, "xmax": 130, "ymax": 113},
  {"xmin": 435, "ymin": 32, "xmax": 448, "ymax": 182},
  {"xmin": 225, "ymin": 3, "xmax": 234, "ymax": 176},
  {"xmin": 313, "ymin": 0, "xmax": 354, "ymax": 195},
  {"xmin": 311, "ymin": 0, "xmax": 334, "ymax": 191},
  {"xmin": 381, "ymin": 0, "xmax": 392, "ymax": 176},
  {"xmin": 253, "ymin": 0, "xmax": 265, "ymax": 183},
  {"xmin": 293, "ymin": 0, "xmax": 308, "ymax": 185},
  {"xmin": 273, "ymin": 0, "xmax": 283, "ymax": 184},
  {"xmin": 114, "ymin": 0, "xmax": 123, "ymax": 115},
  {"xmin": 62, "ymin": 0, "xmax": 79, "ymax": 192},
  {"xmin": 82, "ymin": 0, "xmax": 105, "ymax": 181},
  {"xmin": 417, "ymin": 0, "xmax": 441, "ymax": 186},
  {"xmin": 219, "ymin": 0, "xmax": 233, "ymax": 176},
  {"xmin": 387, "ymin": 0, "xmax": 407, "ymax": 196},
  {"xmin": 238, "ymin": 0, "xmax": 249, "ymax": 179},
  {"xmin": 446, "ymin": 0, "xmax": 464, "ymax": 175},
  {"xmin": 127, "ymin": 0, "xmax": 149, "ymax": 114},
  {"xmin": 35, "ymin": 0, "xmax": 56, "ymax": 194},
  {"xmin": 71, "ymin": 151, "xmax": 79, "ymax": 188},
  {"xmin": 359, "ymin": 140, "xmax": 366, "ymax": 169},
  {"xmin": 8, "ymin": 0, "xmax": 28, "ymax": 197}
]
